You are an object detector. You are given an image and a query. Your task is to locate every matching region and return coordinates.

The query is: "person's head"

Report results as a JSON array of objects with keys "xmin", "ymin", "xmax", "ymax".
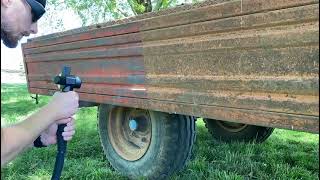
[{"xmin": 1, "ymin": 0, "xmax": 46, "ymax": 48}]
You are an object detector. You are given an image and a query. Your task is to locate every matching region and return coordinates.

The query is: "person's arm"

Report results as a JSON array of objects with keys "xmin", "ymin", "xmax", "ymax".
[
  {"xmin": 2, "ymin": 116, "xmax": 76, "ymax": 162},
  {"xmin": 1, "ymin": 104, "xmax": 55, "ymax": 166},
  {"xmin": 1, "ymin": 91, "xmax": 79, "ymax": 167}
]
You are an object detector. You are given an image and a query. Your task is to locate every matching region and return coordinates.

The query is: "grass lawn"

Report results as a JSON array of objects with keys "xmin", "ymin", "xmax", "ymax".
[{"xmin": 1, "ymin": 84, "xmax": 319, "ymax": 180}]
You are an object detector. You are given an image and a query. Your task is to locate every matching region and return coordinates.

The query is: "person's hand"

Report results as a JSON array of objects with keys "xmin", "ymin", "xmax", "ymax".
[
  {"xmin": 40, "ymin": 117, "xmax": 76, "ymax": 146},
  {"xmin": 46, "ymin": 91, "xmax": 79, "ymax": 121}
]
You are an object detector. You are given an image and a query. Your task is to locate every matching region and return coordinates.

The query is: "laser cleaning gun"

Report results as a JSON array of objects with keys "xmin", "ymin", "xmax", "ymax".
[{"xmin": 52, "ymin": 66, "xmax": 81, "ymax": 180}]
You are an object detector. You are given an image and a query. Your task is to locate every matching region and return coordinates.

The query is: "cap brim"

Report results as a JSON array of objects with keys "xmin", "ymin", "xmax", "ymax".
[{"xmin": 25, "ymin": 0, "xmax": 46, "ymax": 22}]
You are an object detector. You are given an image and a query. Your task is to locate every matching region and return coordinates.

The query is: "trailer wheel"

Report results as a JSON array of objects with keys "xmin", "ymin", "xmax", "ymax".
[
  {"xmin": 98, "ymin": 105, "xmax": 196, "ymax": 179},
  {"xmin": 204, "ymin": 119, "xmax": 274, "ymax": 143}
]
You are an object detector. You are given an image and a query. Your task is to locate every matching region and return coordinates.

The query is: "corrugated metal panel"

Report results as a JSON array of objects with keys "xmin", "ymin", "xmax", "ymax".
[{"xmin": 22, "ymin": 0, "xmax": 319, "ymax": 133}]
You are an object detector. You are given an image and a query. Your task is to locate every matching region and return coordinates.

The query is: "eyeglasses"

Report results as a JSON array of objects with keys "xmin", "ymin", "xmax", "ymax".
[{"xmin": 25, "ymin": 0, "xmax": 46, "ymax": 22}]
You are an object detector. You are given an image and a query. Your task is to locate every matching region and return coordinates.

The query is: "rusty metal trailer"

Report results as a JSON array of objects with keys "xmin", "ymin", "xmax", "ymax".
[{"xmin": 22, "ymin": 0, "xmax": 319, "ymax": 179}]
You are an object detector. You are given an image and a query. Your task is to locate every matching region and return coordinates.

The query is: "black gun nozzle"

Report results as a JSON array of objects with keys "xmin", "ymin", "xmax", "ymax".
[
  {"xmin": 53, "ymin": 67, "xmax": 82, "ymax": 91},
  {"xmin": 54, "ymin": 76, "xmax": 66, "ymax": 85},
  {"xmin": 73, "ymin": 77, "xmax": 82, "ymax": 89}
]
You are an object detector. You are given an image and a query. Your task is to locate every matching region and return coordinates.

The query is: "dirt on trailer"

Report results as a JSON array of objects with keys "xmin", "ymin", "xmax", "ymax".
[{"xmin": 22, "ymin": 0, "xmax": 319, "ymax": 133}]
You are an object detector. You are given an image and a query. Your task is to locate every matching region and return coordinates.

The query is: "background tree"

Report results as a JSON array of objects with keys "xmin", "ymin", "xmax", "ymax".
[{"xmin": 51, "ymin": 0, "xmax": 204, "ymax": 26}]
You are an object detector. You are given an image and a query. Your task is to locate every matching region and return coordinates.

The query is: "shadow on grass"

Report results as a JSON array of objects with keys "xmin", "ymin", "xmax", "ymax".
[
  {"xmin": 2, "ymin": 117, "xmax": 318, "ymax": 180},
  {"xmin": 183, "ymin": 124, "xmax": 319, "ymax": 180}
]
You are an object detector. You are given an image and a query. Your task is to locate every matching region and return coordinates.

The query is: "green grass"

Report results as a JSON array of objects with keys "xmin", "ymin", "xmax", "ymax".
[{"xmin": 1, "ymin": 84, "xmax": 319, "ymax": 180}]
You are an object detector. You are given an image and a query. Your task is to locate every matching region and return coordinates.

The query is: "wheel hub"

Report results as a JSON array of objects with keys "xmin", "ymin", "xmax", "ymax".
[
  {"xmin": 107, "ymin": 107, "xmax": 152, "ymax": 161},
  {"xmin": 129, "ymin": 119, "xmax": 138, "ymax": 131}
]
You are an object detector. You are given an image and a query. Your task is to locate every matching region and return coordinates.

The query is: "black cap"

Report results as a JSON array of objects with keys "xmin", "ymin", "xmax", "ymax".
[
  {"xmin": 36, "ymin": 0, "xmax": 46, "ymax": 7},
  {"xmin": 25, "ymin": 0, "xmax": 46, "ymax": 22}
]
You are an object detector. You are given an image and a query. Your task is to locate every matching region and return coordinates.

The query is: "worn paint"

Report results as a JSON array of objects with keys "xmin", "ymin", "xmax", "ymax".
[{"xmin": 22, "ymin": 0, "xmax": 319, "ymax": 133}]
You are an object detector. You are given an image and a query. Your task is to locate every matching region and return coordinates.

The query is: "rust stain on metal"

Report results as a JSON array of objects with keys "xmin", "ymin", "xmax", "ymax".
[{"xmin": 22, "ymin": 0, "xmax": 319, "ymax": 133}]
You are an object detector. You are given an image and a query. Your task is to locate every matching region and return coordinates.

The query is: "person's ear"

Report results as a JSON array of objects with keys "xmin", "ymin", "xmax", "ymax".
[{"xmin": 1, "ymin": 0, "xmax": 13, "ymax": 8}]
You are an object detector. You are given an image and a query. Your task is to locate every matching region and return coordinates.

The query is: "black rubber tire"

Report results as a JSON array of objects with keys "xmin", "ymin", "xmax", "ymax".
[
  {"xmin": 204, "ymin": 119, "xmax": 274, "ymax": 143},
  {"xmin": 98, "ymin": 105, "xmax": 196, "ymax": 179}
]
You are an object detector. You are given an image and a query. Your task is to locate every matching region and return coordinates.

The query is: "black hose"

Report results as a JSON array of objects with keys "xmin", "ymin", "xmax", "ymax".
[
  {"xmin": 51, "ymin": 66, "xmax": 81, "ymax": 179},
  {"xmin": 51, "ymin": 124, "xmax": 67, "ymax": 180}
]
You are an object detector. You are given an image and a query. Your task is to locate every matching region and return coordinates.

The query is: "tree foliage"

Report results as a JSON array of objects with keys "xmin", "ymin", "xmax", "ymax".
[{"xmin": 51, "ymin": 0, "xmax": 203, "ymax": 26}]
